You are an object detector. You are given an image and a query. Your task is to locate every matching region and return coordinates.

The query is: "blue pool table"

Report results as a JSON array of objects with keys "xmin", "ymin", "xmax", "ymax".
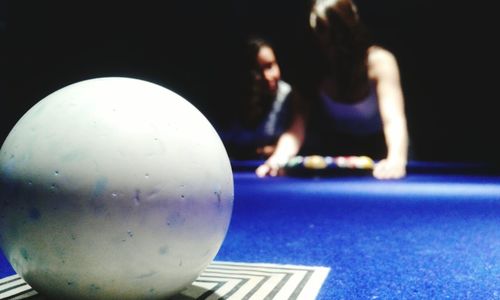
[{"xmin": 2, "ymin": 161, "xmax": 500, "ymax": 299}]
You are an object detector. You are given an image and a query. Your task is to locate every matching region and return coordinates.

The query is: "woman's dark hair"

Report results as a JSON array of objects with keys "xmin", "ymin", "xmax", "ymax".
[
  {"xmin": 240, "ymin": 37, "xmax": 276, "ymax": 128},
  {"xmin": 245, "ymin": 37, "xmax": 271, "ymax": 82},
  {"xmin": 310, "ymin": 0, "xmax": 371, "ymax": 101}
]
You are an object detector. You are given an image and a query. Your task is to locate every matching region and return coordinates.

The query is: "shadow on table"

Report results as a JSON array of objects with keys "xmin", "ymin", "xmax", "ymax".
[{"xmin": 11, "ymin": 285, "xmax": 222, "ymax": 300}]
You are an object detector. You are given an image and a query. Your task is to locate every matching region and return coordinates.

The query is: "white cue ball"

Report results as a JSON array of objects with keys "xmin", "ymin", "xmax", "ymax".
[{"xmin": 0, "ymin": 77, "xmax": 234, "ymax": 299}]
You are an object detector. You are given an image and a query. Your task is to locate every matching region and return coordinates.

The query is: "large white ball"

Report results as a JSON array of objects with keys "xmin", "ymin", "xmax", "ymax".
[{"xmin": 0, "ymin": 77, "xmax": 233, "ymax": 299}]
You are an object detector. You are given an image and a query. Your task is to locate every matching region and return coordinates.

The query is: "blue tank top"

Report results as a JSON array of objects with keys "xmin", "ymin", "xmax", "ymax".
[{"xmin": 319, "ymin": 86, "xmax": 383, "ymax": 135}]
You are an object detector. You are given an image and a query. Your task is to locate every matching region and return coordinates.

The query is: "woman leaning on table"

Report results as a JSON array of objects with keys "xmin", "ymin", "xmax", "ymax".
[{"xmin": 256, "ymin": 0, "xmax": 409, "ymax": 179}]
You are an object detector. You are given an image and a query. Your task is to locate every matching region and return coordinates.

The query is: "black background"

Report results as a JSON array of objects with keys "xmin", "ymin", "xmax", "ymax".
[{"xmin": 1, "ymin": 0, "xmax": 499, "ymax": 164}]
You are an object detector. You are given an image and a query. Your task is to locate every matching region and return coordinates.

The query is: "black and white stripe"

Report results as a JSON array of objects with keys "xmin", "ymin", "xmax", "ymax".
[
  {"xmin": 1, "ymin": 262, "xmax": 330, "ymax": 300},
  {"xmin": 0, "ymin": 275, "xmax": 39, "ymax": 300}
]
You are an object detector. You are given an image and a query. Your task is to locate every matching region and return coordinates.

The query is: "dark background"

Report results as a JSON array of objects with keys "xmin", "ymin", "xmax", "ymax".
[{"xmin": 1, "ymin": 0, "xmax": 499, "ymax": 164}]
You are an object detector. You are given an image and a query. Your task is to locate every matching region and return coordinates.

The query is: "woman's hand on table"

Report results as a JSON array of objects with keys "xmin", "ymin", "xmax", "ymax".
[{"xmin": 373, "ymin": 158, "xmax": 406, "ymax": 179}]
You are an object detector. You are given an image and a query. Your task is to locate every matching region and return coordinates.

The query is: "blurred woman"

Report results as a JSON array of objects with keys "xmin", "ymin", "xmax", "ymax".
[
  {"xmin": 257, "ymin": 0, "xmax": 409, "ymax": 179},
  {"xmin": 222, "ymin": 37, "xmax": 295, "ymax": 159}
]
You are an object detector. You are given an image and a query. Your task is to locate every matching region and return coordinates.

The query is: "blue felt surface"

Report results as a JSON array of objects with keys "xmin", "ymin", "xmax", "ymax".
[
  {"xmin": 215, "ymin": 172, "xmax": 500, "ymax": 299},
  {"xmin": 0, "ymin": 249, "xmax": 14, "ymax": 278},
  {"xmin": 1, "ymin": 166, "xmax": 500, "ymax": 299}
]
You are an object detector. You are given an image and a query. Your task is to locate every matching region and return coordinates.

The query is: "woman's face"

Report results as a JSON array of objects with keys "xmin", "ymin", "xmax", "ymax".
[{"xmin": 256, "ymin": 46, "xmax": 281, "ymax": 94}]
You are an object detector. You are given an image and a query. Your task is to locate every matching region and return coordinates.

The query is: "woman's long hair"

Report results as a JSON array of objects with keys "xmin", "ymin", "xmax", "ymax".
[
  {"xmin": 310, "ymin": 0, "xmax": 371, "ymax": 102},
  {"xmin": 240, "ymin": 37, "xmax": 275, "ymax": 128}
]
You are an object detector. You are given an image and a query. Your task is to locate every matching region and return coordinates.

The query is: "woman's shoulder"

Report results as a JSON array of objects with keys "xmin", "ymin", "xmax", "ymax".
[
  {"xmin": 368, "ymin": 46, "xmax": 398, "ymax": 67},
  {"xmin": 277, "ymin": 80, "xmax": 292, "ymax": 97},
  {"xmin": 367, "ymin": 46, "xmax": 400, "ymax": 80},
  {"xmin": 368, "ymin": 46, "xmax": 396, "ymax": 62}
]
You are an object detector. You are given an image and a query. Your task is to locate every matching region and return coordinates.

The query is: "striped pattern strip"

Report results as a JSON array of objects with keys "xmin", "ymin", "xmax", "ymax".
[
  {"xmin": 1, "ymin": 261, "xmax": 330, "ymax": 300},
  {"xmin": 0, "ymin": 275, "xmax": 38, "ymax": 300}
]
